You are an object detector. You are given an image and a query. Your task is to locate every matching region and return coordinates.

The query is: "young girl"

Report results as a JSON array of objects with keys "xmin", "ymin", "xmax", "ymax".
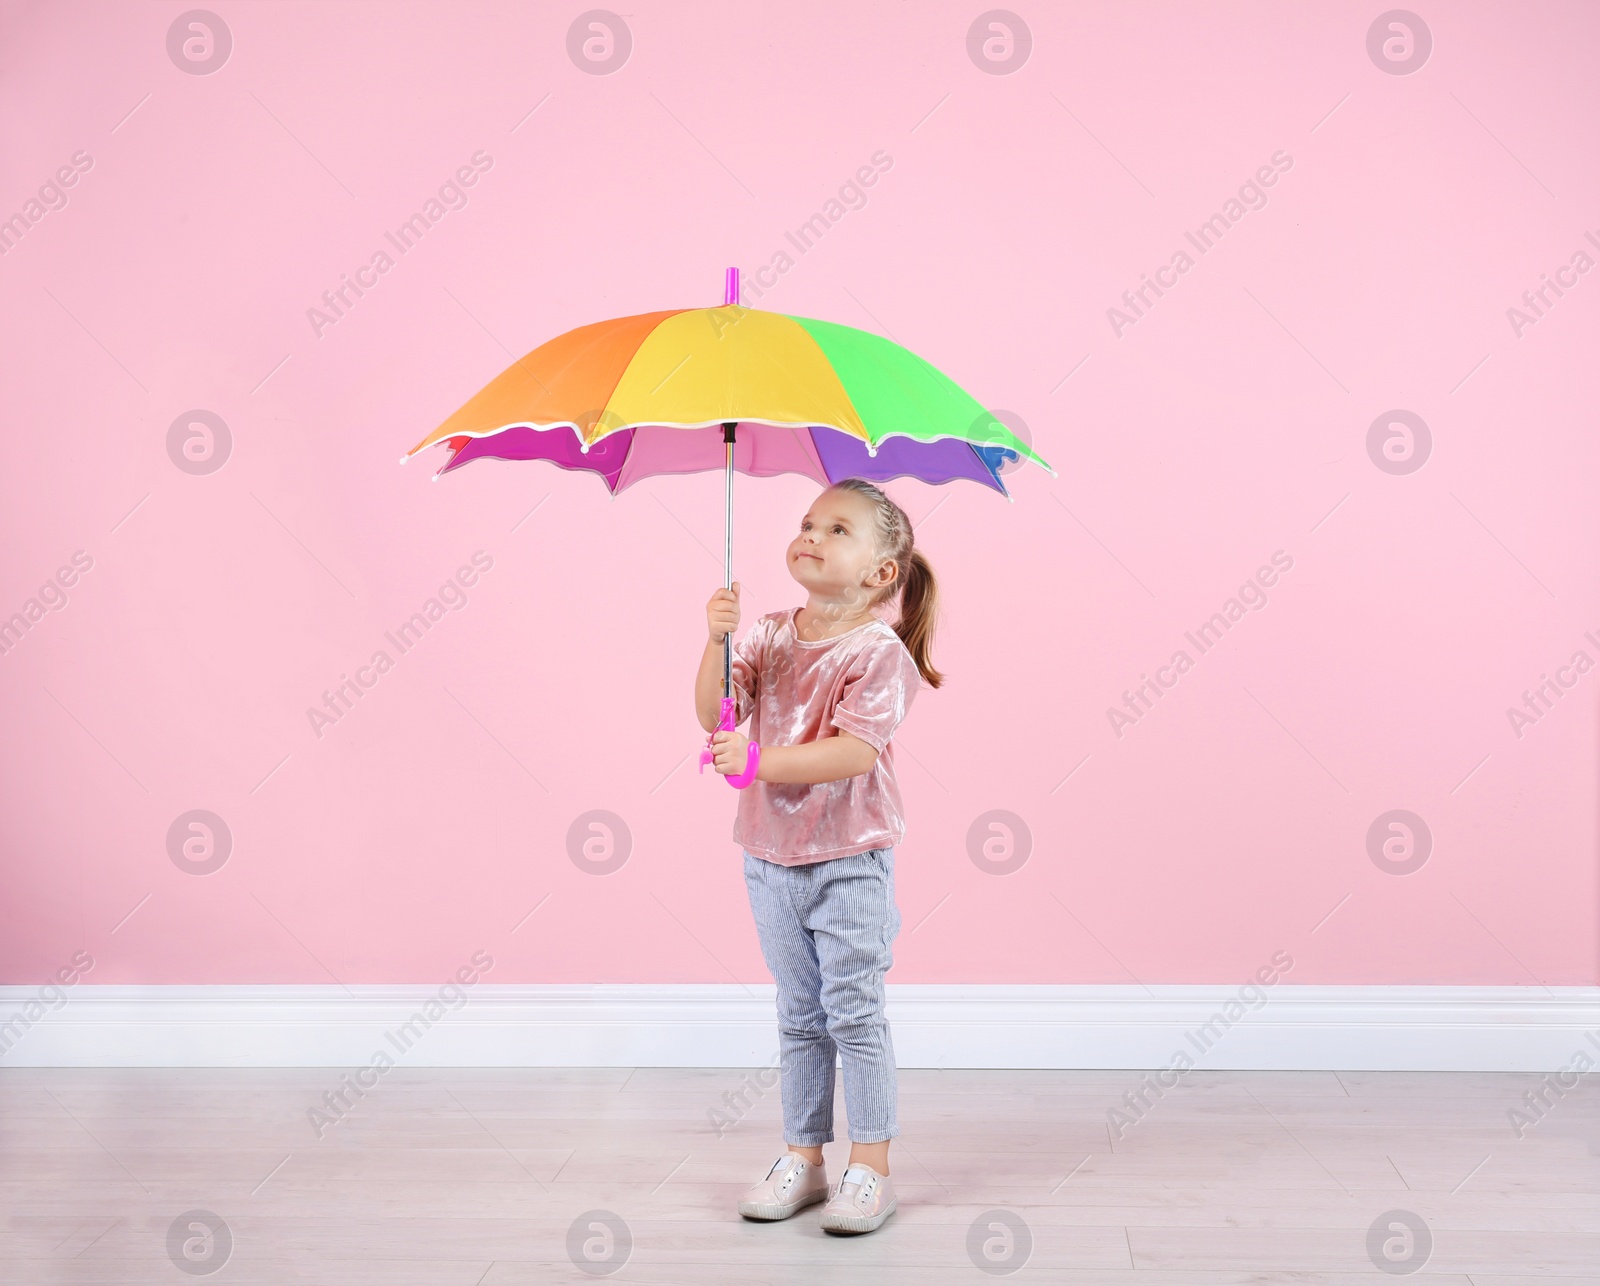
[{"xmin": 694, "ymin": 476, "xmax": 943, "ymax": 1236}]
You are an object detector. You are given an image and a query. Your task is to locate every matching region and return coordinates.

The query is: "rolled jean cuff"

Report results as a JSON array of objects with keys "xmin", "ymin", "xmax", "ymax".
[
  {"xmin": 848, "ymin": 1126, "xmax": 899, "ymax": 1144},
  {"xmin": 786, "ymin": 1131, "xmax": 834, "ymax": 1146}
]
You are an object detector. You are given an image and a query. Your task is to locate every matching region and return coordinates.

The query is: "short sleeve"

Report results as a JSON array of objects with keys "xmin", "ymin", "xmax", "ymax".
[
  {"xmin": 729, "ymin": 616, "xmax": 766, "ymax": 727},
  {"xmin": 829, "ymin": 635, "xmax": 919, "ymax": 753}
]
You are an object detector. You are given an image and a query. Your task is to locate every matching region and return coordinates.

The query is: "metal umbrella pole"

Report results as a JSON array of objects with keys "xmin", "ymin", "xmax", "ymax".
[
  {"xmin": 700, "ymin": 412, "xmax": 760, "ymax": 787},
  {"xmin": 719, "ymin": 265, "xmax": 741, "ymax": 704},
  {"xmin": 694, "ymin": 268, "xmax": 760, "ymax": 787},
  {"xmin": 722, "ymin": 417, "xmax": 735, "ymax": 701}
]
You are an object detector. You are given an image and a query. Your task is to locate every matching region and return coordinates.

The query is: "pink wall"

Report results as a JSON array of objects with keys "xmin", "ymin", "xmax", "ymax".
[{"xmin": 3, "ymin": 0, "xmax": 1595, "ymax": 987}]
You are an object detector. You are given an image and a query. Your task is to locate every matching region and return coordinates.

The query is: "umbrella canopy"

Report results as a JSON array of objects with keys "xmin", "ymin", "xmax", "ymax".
[{"xmin": 402, "ymin": 289, "xmax": 1053, "ymax": 497}]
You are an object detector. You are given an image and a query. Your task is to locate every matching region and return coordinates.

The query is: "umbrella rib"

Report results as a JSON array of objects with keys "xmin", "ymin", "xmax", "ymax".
[{"xmin": 650, "ymin": 354, "xmax": 693, "ymax": 396}]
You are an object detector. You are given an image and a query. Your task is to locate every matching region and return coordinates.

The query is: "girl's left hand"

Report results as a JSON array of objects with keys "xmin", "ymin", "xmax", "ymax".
[{"xmin": 710, "ymin": 729, "xmax": 752, "ymax": 776}]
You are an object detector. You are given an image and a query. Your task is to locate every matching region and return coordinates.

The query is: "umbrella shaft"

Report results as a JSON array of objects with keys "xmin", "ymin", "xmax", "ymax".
[{"xmin": 723, "ymin": 422, "xmax": 735, "ymax": 700}]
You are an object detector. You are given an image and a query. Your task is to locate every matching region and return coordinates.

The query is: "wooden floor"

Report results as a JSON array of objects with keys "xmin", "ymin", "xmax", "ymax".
[{"xmin": 1, "ymin": 1066, "xmax": 1596, "ymax": 1283}]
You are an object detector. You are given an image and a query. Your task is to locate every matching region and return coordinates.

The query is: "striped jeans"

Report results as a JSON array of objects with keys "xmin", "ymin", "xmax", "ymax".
[{"xmin": 742, "ymin": 846, "xmax": 902, "ymax": 1145}]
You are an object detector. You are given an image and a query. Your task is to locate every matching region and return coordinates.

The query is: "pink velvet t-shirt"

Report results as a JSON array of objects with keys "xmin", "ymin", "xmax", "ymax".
[{"xmin": 730, "ymin": 605, "xmax": 921, "ymax": 866}]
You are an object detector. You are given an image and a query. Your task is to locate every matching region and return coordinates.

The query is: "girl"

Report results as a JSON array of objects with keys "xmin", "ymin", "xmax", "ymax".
[{"xmin": 693, "ymin": 476, "xmax": 943, "ymax": 1236}]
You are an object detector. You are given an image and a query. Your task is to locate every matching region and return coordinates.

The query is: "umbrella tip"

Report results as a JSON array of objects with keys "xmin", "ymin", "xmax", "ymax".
[{"xmin": 399, "ymin": 453, "xmax": 409, "ymax": 464}]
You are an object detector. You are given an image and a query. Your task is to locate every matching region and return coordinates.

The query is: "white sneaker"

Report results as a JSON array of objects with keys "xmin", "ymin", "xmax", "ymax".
[
  {"xmin": 819, "ymin": 1162, "xmax": 897, "ymax": 1234},
  {"xmin": 737, "ymin": 1152, "xmax": 829, "ymax": 1220}
]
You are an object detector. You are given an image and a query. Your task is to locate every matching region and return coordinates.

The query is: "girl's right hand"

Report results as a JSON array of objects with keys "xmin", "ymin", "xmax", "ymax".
[{"xmin": 707, "ymin": 582, "xmax": 740, "ymax": 643}]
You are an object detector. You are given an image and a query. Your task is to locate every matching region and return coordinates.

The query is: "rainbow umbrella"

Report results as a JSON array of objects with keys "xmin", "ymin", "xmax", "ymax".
[{"xmin": 403, "ymin": 269, "xmax": 1054, "ymax": 786}]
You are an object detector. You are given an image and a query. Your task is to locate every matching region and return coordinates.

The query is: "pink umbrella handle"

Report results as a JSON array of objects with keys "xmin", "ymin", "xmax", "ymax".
[{"xmin": 698, "ymin": 695, "xmax": 761, "ymax": 789}]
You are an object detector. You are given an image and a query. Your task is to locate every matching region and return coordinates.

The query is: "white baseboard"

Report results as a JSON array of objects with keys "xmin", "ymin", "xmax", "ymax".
[{"xmin": 1, "ymin": 984, "xmax": 1596, "ymax": 1071}]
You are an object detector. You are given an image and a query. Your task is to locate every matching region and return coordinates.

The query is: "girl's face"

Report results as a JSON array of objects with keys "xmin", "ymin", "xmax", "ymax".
[{"xmin": 787, "ymin": 488, "xmax": 896, "ymax": 603}]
